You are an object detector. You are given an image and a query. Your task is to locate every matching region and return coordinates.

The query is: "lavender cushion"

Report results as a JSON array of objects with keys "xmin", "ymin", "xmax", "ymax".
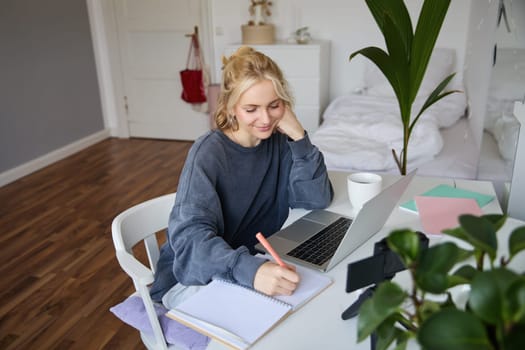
[{"xmin": 110, "ymin": 295, "xmax": 209, "ymax": 349}]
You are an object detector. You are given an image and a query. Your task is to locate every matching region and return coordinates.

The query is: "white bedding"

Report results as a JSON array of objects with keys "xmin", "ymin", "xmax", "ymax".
[{"xmin": 312, "ymin": 92, "xmax": 468, "ymax": 174}]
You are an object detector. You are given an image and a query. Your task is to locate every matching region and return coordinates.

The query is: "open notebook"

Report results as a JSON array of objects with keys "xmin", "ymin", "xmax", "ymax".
[{"xmin": 166, "ymin": 262, "xmax": 332, "ymax": 349}]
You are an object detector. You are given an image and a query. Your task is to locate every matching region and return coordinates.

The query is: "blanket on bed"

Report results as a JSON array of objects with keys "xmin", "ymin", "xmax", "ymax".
[{"xmin": 312, "ymin": 93, "xmax": 466, "ymax": 172}]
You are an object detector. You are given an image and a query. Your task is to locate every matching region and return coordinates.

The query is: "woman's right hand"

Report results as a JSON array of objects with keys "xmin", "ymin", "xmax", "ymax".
[
  {"xmin": 275, "ymin": 106, "xmax": 305, "ymax": 142},
  {"xmin": 253, "ymin": 261, "xmax": 300, "ymax": 296}
]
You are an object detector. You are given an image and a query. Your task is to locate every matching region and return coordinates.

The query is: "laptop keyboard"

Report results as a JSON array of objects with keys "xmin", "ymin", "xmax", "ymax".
[{"xmin": 287, "ymin": 217, "xmax": 352, "ymax": 266}]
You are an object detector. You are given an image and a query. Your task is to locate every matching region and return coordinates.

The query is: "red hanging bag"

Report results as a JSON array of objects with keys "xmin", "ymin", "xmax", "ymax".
[{"xmin": 180, "ymin": 35, "xmax": 207, "ymax": 104}]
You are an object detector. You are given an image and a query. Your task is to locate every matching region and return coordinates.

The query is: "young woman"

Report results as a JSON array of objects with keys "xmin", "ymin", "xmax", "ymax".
[{"xmin": 150, "ymin": 46, "xmax": 333, "ymax": 305}]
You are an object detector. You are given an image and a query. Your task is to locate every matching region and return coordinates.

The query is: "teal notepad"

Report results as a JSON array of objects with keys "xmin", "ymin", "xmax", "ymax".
[{"xmin": 400, "ymin": 184, "xmax": 495, "ymax": 213}]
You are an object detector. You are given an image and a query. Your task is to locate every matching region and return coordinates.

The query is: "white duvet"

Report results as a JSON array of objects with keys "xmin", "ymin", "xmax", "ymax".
[{"xmin": 312, "ymin": 93, "xmax": 466, "ymax": 172}]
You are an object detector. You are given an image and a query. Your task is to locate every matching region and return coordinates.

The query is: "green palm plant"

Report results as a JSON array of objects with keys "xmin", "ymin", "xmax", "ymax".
[{"xmin": 349, "ymin": 0, "xmax": 460, "ymax": 175}]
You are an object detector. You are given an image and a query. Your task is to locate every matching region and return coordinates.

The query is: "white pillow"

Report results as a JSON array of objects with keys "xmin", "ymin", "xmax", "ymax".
[{"xmin": 364, "ymin": 48, "xmax": 457, "ymax": 98}]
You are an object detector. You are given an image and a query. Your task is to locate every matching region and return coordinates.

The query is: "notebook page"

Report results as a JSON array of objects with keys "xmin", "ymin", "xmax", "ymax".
[
  {"xmin": 168, "ymin": 307, "xmax": 250, "ymax": 350},
  {"xmin": 173, "ymin": 279, "xmax": 291, "ymax": 346}
]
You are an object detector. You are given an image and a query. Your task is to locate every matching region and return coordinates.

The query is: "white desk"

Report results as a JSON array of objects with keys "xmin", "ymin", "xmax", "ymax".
[{"xmin": 208, "ymin": 171, "xmax": 517, "ymax": 350}]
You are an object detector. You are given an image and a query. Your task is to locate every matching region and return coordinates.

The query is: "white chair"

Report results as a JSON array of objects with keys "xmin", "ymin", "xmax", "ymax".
[{"xmin": 112, "ymin": 192, "xmax": 176, "ymax": 350}]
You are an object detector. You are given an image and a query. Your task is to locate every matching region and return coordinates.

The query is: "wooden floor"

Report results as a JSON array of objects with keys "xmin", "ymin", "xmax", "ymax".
[{"xmin": 0, "ymin": 137, "xmax": 193, "ymax": 349}]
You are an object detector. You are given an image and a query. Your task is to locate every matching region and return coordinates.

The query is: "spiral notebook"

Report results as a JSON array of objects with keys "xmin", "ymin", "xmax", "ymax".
[{"xmin": 166, "ymin": 263, "xmax": 332, "ymax": 349}]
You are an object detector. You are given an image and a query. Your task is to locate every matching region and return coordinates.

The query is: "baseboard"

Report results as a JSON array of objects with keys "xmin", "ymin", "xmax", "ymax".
[{"xmin": 0, "ymin": 129, "xmax": 110, "ymax": 188}]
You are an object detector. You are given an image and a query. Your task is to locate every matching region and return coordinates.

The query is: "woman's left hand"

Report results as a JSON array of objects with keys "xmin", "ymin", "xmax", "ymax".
[{"xmin": 276, "ymin": 107, "xmax": 305, "ymax": 141}]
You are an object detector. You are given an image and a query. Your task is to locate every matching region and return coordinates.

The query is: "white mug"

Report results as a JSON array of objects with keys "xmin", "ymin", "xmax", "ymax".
[{"xmin": 347, "ymin": 172, "xmax": 382, "ymax": 210}]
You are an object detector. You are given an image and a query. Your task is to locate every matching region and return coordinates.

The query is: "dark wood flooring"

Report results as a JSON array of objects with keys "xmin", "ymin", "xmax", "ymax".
[{"xmin": 0, "ymin": 137, "xmax": 193, "ymax": 349}]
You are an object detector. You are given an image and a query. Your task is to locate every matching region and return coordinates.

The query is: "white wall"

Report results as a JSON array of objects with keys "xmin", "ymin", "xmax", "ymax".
[{"xmin": 209, "ymin": 0, "xmax": 471, "ymax": 101}]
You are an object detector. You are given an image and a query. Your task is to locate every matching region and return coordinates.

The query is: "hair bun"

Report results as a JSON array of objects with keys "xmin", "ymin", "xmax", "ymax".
[{"xmin": 222, "ymin": 46, "xmax": 255, "ymax": 69}]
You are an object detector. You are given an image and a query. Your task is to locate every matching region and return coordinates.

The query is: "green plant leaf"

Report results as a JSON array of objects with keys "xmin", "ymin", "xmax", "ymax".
[
  {"xmin": 502, "ymin": 322, "xmax": 525, "ymax": 350},
  {"xmin": 375, "ymin": 316, "xmax": 402, "ymax": 350},
  {"xmin": 364, "ymin": 0, "xmax": 393, "ymax": 29},
  {"xmin": 381, "ymin": 15, "xmax": 410, "ymax": 106},
  {"xmin": 419, "ymin": 299, "xmax": 442, "ymax": 322},
  {"xmin": 506, "ymin": 277, "xmax": 525, "ymax": 324},
  {"xmin": 443, "ymin": 215, "xmax": 505, "ymax": 254},
  {"xmin": 447, "ymin": 274, "xmax": 470, "ymax": 288},
  {"xmin": 375, "ymin": 319, "xmax": 412, "ymax": 350},
  {"xmin": 457, "ymin": 246, "xmax": 475, "ymax": 262},
  {"xmin": 481, "ymin": 213, "xmax": 507, "ymax": 231},
  {"xmin": 442, "ymin": 226, "xmax": 469, "ymax": 242},
  {"xmin": 509, "ymin": 226, "xmax": 525, "ymax": 259},
  {"xmin": 418, "ymin": 308, "xmax": 492, "ymax": 350},
  {"xmin": 349, "ymin": 46, "xmax": 409, "ymax": 119},
  {"xmin": 392, "ymin": 331, "xmax": 410, "ymax": 350},
  {"xmin": 409, "ymin": 73, "xmax": 460, "ymax": 134},
  {"xmin": 409, "ymin": 0, "xmax": 451, "ymax": 102},
  {"xmin": 451, "ymin": 264, "xmax": 478, "ymax": 283},
  {"xmin": 425, "ymin": 73, "xmax": 457, "ymax": 102},
  {"xmin": 364, "ymin": 0, "xmax": 413, "ymax": 59},
  {"xmin": 416, "ymin": 242, "xmax": 461, "ymax": 293},
  {"xmin": 357, "ymin": 281, "xmax": 407, "ymax": 341},
  {"xmin": 459, "ymin": 215, "xmax": 498, "ymax": 261},
  {"xmin": 387, "ymin": 229, "xmax": 421, "ymax": 264},
  {"xmin": 468, "ymin": 268, "xmax": 520, "ymax": 325}
]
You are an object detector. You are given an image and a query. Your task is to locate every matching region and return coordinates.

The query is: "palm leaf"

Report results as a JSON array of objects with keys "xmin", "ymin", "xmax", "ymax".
[
  {"xmin": 409, "ymin": 0, "xmax": 451, "ymax": 102},
  {"xmin": 349, "ymin": 47, "xmax": 410, "ymax": 120},
  {"xmin": 409, "ymin": 73, "xmax": 460, "ymax": 134},
  {"xmin": 365, "ymin": 0, "xmax": 413, "ymax": 58},
  {"xmin": 382, "ymin": 15, "xmax": 410, "ymax": 99}
]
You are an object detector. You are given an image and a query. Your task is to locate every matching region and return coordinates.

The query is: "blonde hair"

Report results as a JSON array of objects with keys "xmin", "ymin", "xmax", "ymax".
[{"xmin": 214, "ymin": 46, "xmax": 294, "ymax": 131}]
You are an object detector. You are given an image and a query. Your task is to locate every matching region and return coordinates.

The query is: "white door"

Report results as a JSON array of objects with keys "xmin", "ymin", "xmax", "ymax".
[{"xmin": 114, "ymin": 0, "xmax": 210, "ymax": 140}]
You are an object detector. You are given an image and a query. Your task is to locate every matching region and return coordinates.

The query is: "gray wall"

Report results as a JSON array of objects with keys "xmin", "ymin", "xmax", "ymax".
[{"xmin": 0, "ymin": 0, "xmax": 104, "ymax": 173}]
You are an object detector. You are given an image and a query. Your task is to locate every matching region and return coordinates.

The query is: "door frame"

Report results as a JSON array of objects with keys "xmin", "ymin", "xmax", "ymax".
[{"xmin": 85, "ymin": 0, "xmax": 215, "ymax": 138}]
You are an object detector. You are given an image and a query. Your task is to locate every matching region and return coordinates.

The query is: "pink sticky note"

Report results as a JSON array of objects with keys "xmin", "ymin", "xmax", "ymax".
[{"xmin": 415, "ymin": 196, "xmax": 483, "ymax": 235}]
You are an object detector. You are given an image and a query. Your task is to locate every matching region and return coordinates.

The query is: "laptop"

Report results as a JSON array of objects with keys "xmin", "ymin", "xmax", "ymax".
[{"xmin": 255, "ymin": 170, "xmax": 416, "ymax": 272}]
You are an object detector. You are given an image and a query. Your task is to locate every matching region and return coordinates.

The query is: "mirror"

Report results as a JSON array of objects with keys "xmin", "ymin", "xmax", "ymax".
[{"xmin": 478, "ymin": 0, "xmax": 525, "ymax": 210}]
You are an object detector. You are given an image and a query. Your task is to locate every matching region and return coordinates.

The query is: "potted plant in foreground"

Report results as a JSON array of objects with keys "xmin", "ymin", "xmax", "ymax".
[
  {"xmin": 357, "ymin": 214, "xmax": 525, "ymax": 349},
  {"xmin": 349, "ymin": 0, "xmax": 460, "ymax": 175}
]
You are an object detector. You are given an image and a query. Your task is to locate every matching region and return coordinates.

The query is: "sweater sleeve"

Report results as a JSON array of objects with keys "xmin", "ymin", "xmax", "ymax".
[
  {"xmin": 286, "ymin": 133, "xmax": 334, "ymax": 209},
  {"xmin": 168, "ymin": 203, "xmax": 266, "ymax": 288}
]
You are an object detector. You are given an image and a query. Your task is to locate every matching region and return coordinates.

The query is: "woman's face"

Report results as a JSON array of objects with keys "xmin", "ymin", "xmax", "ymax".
[{"xmin": 231, "ymin": 79, "xmax": 284, "ymax": 147}]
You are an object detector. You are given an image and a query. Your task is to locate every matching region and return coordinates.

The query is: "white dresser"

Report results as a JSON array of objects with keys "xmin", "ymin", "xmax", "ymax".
[{"xmin": 224, "ymin": 41, "xmax": 330, "ymax": 134}]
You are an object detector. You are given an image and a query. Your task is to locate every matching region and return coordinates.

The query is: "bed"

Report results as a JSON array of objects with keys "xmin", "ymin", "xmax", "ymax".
[{"xmin": 311, "ymin": 48, "xmax": 513, "ymax": 180}]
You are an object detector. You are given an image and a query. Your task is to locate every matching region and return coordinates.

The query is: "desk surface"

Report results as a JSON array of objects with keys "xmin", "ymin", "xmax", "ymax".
[{"xmin": 207, "ymin": 172, "xmax": 517, "ymax": 350}]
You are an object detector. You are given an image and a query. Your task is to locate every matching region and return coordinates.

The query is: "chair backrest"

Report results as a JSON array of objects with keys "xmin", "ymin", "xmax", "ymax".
[
  {"xmin": 112, "ymin": 192, "xmax": 176, "ymax": 274},
  {"xmin": 111, "ymin": 192, "xmax": 176, "ymax": 350}
]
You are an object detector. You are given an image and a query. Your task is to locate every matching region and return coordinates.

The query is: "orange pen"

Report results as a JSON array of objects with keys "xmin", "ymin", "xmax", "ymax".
[{"xmin": 255, "ymin": 232, "xmax": 289, "ymax": 268}]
